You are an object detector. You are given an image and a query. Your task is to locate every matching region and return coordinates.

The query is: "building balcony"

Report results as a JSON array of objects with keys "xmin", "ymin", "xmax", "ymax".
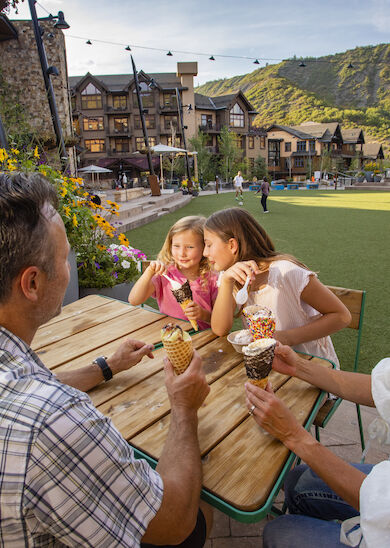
[
  {"xmin": 105, "ymin": 105, "xmax": 131, "ymax": 114},
  {"xmin": 199, "ymin": 123, "xmax": 221, "ymax": 133},
  {"xmin": 106, "ymin": 129, "xmax": 132, "ymax": 137},
  {"xmin": 159, "ymin": 104, "xmax": 179, "ymax": 113},
  {"xmin": 107, "ymin": 148, "xmax": 131, "ymax": 155}
]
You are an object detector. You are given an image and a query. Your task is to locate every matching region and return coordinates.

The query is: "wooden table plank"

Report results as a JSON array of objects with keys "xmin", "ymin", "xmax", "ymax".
[
  {"xmin": 88, "ymin": 330, "xmax": 218, "ymax": 408},
  {"xmin": 200, "ymin": 363, "xmax": 331, "ymax": 511},
  {"xmin": 131, "ymin": 367, "xmax": 288, "ymax": 458},
  {"xmin": 96, "ymin": 336, "xmax": 245, "ymax": 440},
  {"xmin": 36, "ymin": 308, "xmax": 167, "ymax": 369},
  {"xmin": 32, "ymin": 300, "xmax": 135, "ymax": 350},
  {"xmin": 41, "ymin": 295, "xmax": 111, "ymax": 328}
]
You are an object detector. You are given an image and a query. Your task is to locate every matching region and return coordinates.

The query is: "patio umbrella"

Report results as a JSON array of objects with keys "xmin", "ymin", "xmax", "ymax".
[
  {"xmin": 150, "ymin": 143, "xmax": 188, "ymax": 187},
  {"xmin": 78, "ymin": 164, "xmax": 113, "ymax": 189}
]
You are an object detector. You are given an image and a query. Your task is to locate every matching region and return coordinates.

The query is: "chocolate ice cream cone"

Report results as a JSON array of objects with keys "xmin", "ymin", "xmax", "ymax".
[
  {"xmin": 171, "ymin": 280, "xmax": 198, "ymax": 331},
  {"xmin": 242, "ymin": 338, "xmax": 276, "ymax": 388}
]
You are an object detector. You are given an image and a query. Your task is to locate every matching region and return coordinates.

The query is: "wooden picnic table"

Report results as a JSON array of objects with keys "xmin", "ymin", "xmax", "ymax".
[{"xmin": 32, "ymin": 295, "xmax": 332, "ymax": 523}]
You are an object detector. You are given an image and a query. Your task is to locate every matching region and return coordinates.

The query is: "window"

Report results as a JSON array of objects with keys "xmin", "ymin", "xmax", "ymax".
[
  {"xmin": 81, "ymin": 83, "xmax": 102, "ymax": 109},
  {"xmin": 268, "ymin": 140, "xmax": 280, "ymax": 166},
  {"xmin": 83, "ymin": 116, "xmax": 104, "ymax": 131},
  {"xmin": 134, "ymin": 115, "xmax": 155, "ymax": 129},
  {"xmin": 249, "ymin": 157, "xmax": 255, "ymax": 169},
  {"xmin": 113, "ymin": 138, "xmax": 129, "ymax": 153},
  {"xmin": 163, "ymin": 92, "xmax": 177, "ymax": 108},
  {"xmin": 229, "ymin": 103, "xmax": 244, "ymax": 127},
  {"xmin": 168, "ymin": 136, "xmax": 181, "ymax": 147},
  {"xmin": 297, "ymin": 140, "xmax": 306, "ymax": 152},
  {"xmin": 135, "ymin": 136, "xmax": 156, "ymax": 150},
  {"xmin": 309, "ymin": 140, "xmax": 316, "ymax": 153},
  {"xmin": 113, "ymin": 95, "xmax": 127, "ymax": 110},
  {"xmin": 133, "ymin": 82, "xmax": 154, "ymax": 108},
  {"xmin": 260, "ymin": 136, "xmax": 266, "ymax": 149},
  {"xmin": 248, "ymin": 136, "xmax": 254, "ymax": 149},
  {"xmin": 114, "ymin": 117, "xmax": 128, "ymax": 133},
  {"xmin": 235, "ymin": 135, "xmax": 244, "ymax": 149},
  {"xmin": 71, "ymin": 96, "xmax": 76, "ymax": 111},
  {"xmin": 201, "ymin": 114, "xmax": 213, "ymax": 129},
  {"xmin": 164, "ymin": 115, "xmax": 178, "ymax": 130},
  {"xmin": 72, "ymin": 118, "xmax": 80, "ymax": 135},
  {"xmin": 294, "ymin": 157, "xmax": 305, "ymax": 167},
  {"xmin": 285, "ymin": 142, "xmax": 291, "ymax": 152},
  {"xmin": 85, "ymin": 139, "xmax": 105, "ymax": 152},
  {"xmin": 205, "ymin": 135, "xmax": 213, "ymax": 147}
]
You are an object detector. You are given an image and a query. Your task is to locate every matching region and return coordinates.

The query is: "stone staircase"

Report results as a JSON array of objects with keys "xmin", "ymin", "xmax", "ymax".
[{"xmin": 102, "ymin": 191, "xmax": 193, "ymax": 233}]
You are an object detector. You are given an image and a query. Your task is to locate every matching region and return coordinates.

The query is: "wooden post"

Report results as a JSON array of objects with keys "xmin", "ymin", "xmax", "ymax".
[{"xmin": 148, "ymin": 174, "xmax": 160, "ymax": 196}]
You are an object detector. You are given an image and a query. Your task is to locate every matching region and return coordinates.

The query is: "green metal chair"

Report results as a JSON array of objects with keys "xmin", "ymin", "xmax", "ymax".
[{"xmin": 314, "ymin": 285, "xmax": 366, "ymax": 452}]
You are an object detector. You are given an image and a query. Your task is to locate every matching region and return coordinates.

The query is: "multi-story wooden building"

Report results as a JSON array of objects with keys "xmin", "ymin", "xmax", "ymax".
[{"xmin": 69, "ymin": 62, "xmax": 266, "ymax": 180}]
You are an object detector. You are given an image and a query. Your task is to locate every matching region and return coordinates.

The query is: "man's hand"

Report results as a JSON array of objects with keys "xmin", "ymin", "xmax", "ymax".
[
  {"xmin": 107, "ymin": 338, "xmax": 154, "ymax": 375},
  {"xmin": 245, "ymin": 381, "xmax": 305, "ymax": 449},
  {"xmin": 164, "ymin": 350, "xmax": 210, "ymax": 413},
  {"xmin": 272, "ymin": 343, "xmax": 300, "ymax": 377}
]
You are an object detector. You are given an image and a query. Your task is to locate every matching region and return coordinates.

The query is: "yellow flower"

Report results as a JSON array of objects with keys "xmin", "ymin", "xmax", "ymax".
[
  {"xmin": 11, "ymin": 148, "xmax": 20, "ymax": 155},
  {"xmin": 34, "ymin": 146, "xmax": 40, "ymax": 159},
  {"xmin": 0, "ymin": 148, "xmax": 9, "ymax": 162},
  {"xmin": 118, "ymin": 233, "xmax": 129, "ymax": 246},
  {"xmin": 60, "ymin": 187, "xmax": 67, "ymax": 198},
  {"xmin": 63, "ymin": 206, "xmax": 71, "ymax": 217},
  {"xmin": 72, "ymin": 214, "xmax": 78, "ymax": 227},
  {"xmin": 7, "ymin": 160, "xmax": 17, "ymax": 171},
  {"xmin": 97, "ymin": 244, "xmax": 106, "ymax": 251}
]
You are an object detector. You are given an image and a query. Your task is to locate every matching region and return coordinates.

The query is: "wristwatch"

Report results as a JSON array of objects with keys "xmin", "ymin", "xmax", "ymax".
[{"xmin": 93, "ymin": 356, "xmax": 113, "ymax": 382}]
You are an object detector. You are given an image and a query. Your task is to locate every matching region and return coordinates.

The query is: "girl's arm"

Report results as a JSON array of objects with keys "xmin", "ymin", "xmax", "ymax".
[
  {"xmin": 128, "ymin": 261, "xmax": 166, "ymax": 306},
  {"xmin": 276, "ymin": 275, "xmax": 352, "ymax": 346},
  {"xmin": 211, "ymin": 261, "xmax": 259, "ymax": 336}
]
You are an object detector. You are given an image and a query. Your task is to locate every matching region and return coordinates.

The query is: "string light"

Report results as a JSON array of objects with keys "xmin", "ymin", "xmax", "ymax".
[{"xmin": 65, "ymin": 34, "xmax": 359, "ymax": 68}]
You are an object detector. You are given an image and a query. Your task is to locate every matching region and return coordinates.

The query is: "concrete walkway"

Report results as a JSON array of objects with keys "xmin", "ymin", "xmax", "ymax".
[{"xmin": 205, "ymin": 401, "xmax": 387, "ymax": 547}]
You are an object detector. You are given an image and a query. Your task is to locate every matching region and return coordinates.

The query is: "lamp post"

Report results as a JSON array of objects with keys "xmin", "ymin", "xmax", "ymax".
[
  {"xmin": 0, "ymin": 114, "xmax": 8, "ymax": 149},
  {"xmin": 175, "ymin": 87, "xmax": 192, "ymax": 184},
  {"xmin": 130, "ymin": 55, "xmax": 154, "ymax": 176},
  {"xmin": 28, "ymin": 0, "xmax": 69, "ymax": 170}
]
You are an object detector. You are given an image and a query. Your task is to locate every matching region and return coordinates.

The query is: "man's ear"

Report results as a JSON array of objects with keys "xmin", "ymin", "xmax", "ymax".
[
  {"xmin": 228, "ymin": 238, "xmax": 239, "ymax": 255},
  {"xmin": 19, "ymin": 266, "xmax": 42, "ymax": 302}
]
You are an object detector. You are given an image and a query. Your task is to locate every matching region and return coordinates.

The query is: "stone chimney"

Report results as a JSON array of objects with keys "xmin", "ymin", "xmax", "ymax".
[{"xmin": 177, "ymin": 62, "xmax": 198, "ymax": 141}]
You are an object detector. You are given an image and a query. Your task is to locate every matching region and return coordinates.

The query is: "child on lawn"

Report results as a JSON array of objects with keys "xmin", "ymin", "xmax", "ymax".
[
  {"xmin": 203, "ymin": 208, "xmax": 351, "ymax": 366},
  {"xmin": 129, "ymin": 216, "xmax": 218, "ymax": 330}
]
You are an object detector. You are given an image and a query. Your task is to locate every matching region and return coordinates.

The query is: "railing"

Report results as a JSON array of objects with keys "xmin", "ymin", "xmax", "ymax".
[{"xmin": 199, "ymin": 123, "xmax": 221, "ymax": 132}]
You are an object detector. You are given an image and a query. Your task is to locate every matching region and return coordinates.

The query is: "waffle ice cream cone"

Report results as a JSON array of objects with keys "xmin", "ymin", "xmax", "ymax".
[
  {"xmin": 242, "ymin": 305, "xmax": 275, "ymax": 340},
  {"xmin": 171, "ymin": 280, "xmax": 198, "ymax": 331},
  {"xmin": 161, "ymin": 323, "xmax": 193, "ymax": 375},
  {"xmin": 242, "ymin": 338, "xmax": 276, "ymax": 388}
]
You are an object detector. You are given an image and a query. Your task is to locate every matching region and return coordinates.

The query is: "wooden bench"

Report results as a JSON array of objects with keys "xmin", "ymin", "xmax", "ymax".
[{"xmin": 314, "ymin": 285, "xmax": 366, "ymax": 452}]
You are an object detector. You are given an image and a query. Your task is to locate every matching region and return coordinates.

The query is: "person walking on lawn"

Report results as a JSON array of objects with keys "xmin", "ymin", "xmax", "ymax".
[
  {"xmin": 256, "ymin": 176, "xmax": 270, "ymax": 213},
  {"xmin": 233, "ymin": 170, "xmax": 244, "ymax": 201}
]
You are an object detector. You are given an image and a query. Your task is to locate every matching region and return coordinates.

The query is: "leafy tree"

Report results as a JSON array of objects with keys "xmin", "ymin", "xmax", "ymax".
[
  {"xmin": 188, "ymin": 130, "xmax": 216, "ymax": 183},
  {"xmin": 217, "ymin": 126, "xmax": 241, "ymax": 182},
  {"xmin": 253, "ymin": 155, "xmax": 268, "ymax": 179}
]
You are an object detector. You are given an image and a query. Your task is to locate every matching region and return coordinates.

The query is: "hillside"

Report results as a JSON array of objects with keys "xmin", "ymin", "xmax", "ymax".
[{"xmin": 196, "ymin": 44, "xmax": 390, "ymax": 152}]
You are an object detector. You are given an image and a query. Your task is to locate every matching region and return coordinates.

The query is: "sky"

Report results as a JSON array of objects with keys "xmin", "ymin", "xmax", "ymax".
[{"xmin": 9, "ymin": 0, "xmax": 390, "ymax": 85}]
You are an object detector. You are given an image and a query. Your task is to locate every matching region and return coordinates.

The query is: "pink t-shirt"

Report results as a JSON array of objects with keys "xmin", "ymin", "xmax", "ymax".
[{"xmin": 152, "ymin": 265, "xmax": 218, "ymax": 330}]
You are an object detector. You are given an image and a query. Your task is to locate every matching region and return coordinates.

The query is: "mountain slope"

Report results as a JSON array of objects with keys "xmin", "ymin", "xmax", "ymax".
[{"xmin": 196, "ymin": 44, "xmax": 390, "ymax": 151}]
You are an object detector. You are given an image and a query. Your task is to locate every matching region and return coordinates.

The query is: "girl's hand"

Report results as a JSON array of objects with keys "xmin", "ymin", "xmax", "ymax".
[
  {"xmin": 245, "ymin": 381, "xmax": 304, "ymax": 447},
  {"xmin": 148, "ymin": 261, "xmax": 167, "ymax": 276},
  {"xmin": 222, "ymin": 260, "xmax": 260, "ymax": 286},
  {"xmin": 183, "ymin": 301, "xmax": 207, "ymax": 322}
]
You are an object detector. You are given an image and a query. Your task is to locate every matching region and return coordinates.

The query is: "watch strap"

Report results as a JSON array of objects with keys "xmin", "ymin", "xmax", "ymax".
[{"xmin": 93, "ymin": 356, "xmax": 113, "ymax": 382}]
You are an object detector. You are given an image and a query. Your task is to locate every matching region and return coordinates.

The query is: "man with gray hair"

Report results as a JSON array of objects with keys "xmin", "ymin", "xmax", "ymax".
[{"xmin": 0, "ymin": 172, "xmax": 212, "ymax": 547}]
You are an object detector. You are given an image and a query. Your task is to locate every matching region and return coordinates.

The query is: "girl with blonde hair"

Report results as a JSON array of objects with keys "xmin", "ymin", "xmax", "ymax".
[
  {"xmin": 203, "ymin": 208, "xmax": 351, "ymax": 365},
  {"xmin": 129, "ymin": 216, "xmax": 218, "ymax": 330}
]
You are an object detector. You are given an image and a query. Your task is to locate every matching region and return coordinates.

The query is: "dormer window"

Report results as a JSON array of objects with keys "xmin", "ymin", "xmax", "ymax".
[
  {"xmin": 230, "ymin": 103, "xmax": 244, "ymax": 127},
  {"xmin": 133, "ymin": 81, "xmax": 154, "ymax": 108},
  {"xmin": 81, "ymin": 83, "xmax": 102, "ymax": 109}
]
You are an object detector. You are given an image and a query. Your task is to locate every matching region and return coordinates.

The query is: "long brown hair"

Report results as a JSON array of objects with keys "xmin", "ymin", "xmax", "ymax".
[
  {"xmin": 204, "ymin": 208, "xmax": 308, "ymax": 271},
  {"xmin": 158, "ymin": 215, "xmax": 211, "ymax": 279}
]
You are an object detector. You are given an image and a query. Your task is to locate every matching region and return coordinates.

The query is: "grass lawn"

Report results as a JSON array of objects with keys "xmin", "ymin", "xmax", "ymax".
[{"xmin": 126, "ymin": 190, "xmax": 390, "ymax": 374}]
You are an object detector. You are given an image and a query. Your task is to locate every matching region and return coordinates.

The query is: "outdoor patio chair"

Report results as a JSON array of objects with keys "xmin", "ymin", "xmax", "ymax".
[{"xmin": 313, "ymin": 285, "xmax": 366, "ymax": 453}]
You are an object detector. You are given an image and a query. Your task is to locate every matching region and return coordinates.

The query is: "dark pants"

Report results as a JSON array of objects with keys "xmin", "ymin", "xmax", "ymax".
[
  {"xmin": 261, "ymin": 194, "xmax": 268, "ymax": 211},
  {"xmin": 141, "ymin": 509, "xmax": 206, "ymax": 548}
]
